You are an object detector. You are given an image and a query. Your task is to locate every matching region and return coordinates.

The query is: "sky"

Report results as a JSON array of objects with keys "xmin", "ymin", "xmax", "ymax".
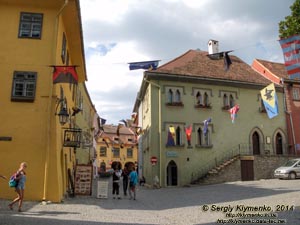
[{"xmin": 79, "ymin": 0, "xmax": 294, "ymax": 125}]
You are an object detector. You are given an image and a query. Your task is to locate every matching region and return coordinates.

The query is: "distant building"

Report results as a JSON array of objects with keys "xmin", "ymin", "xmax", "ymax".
[
  {"xmin": 134, "ymin": 46, "xmax": 287, "ymax": 187},
  {"xmin": 96, "ymin": 124, "xmax": 138, "ymax": 172},
  {"xmin": 252, "ymin": 58, "xmax": 300, "ymax": 154}
]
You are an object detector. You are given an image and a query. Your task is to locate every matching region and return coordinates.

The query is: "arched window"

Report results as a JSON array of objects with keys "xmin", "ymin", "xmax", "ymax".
[
  {"xmin": 197, "ymin": 127, "xmax": 202, "ymax": 145},
  {"xmin": 229, "ymin": 94, "xmax": 235, "ymax": 108},
  {"xmin": 175, "ymin": 90, "xmax": 181, "ymax": 103},
  {"xmin": 176, "ymin": 126, "xmax": 181, "ymax": 145},
  {"xmin": 196, "ymin": 91, "xmax": 202, "ymax": 105},
  {"xmin": 203, "ymin": 92, "xmax": 209, "ymax": 106},
  {"xmin": 223, "ymin": 94, "xmax": 228, "ymax": 107},
  {"xmin": 168, "ymin": 89, "xmax": 173, "ymax": 103},
  {"xmin": 204, "ymin": 130, "xmax": 210, "ymax": 146}
]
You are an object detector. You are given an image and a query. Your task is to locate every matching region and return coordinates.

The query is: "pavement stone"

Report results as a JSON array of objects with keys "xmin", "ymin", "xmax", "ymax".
[{"xmin": 0, "ymin": 178, "xmax": 300, "ymax": 225}]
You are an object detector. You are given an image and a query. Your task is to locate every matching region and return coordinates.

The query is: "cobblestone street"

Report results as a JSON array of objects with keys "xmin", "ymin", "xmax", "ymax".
[{"xmin": 0, "ymin": 178, "xmax": 300, "ymax": 225}]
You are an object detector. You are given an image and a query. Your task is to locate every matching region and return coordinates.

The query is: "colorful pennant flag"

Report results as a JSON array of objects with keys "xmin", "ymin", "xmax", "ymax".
[
  {"xmin": 185, "ymin": 125, "xmax": 192, "ymax": 146},
  {"xmin": 229, "ymin": 105, "xmax": 239, "ymax": 123},
  {"xmin": 128, "ymin": 60, "xmax": 160, "ymax": 70},
  {"xmin": 260, "ymin": 83, "xmax": 279, "ymax": 119},
  {"xmin": 279, "ymin": 35, "xmax": 300, "ymax": 79},
  {"xmin": 52, "ymin": 66, "xmax": 78, "ymax": 84},
  {"xmin": 166, "ymin": 126, "xmax": 175, "ymax": 146},
  {"xmin": 203, "ymin": 117, "xmax": 212, "ymax": 136}
]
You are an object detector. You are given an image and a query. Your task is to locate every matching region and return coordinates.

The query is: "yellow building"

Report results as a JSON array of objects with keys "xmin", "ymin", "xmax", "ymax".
[
  {"xmin": 96, "ymin": 125, "xmax": 138, "ymax": 172},
  {"xmin": 0, "ymin": 0, "xmax": 95, "ymax": 202}
]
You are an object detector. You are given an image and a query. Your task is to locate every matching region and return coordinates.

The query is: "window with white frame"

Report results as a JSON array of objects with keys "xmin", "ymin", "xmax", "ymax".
[
  {"xmin": 11, "ymin": 71, "xmax": 37, "ymax": 102},
  {"xmin": 292, "ymin": 87, "xmax": 300, "ymax": 100},
  {"xmin": 18, "ymin": 12, "xmax": 43, "ymax": 38}
]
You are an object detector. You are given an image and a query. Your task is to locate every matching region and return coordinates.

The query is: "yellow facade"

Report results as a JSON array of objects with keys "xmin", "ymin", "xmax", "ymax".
[
  {"xmin": 96, "ymin": 125, "xmax": 138, "ymax": 172},
  {"xmin": 0, "ymin": 0, "xmax": 95, "ymax": 202}
]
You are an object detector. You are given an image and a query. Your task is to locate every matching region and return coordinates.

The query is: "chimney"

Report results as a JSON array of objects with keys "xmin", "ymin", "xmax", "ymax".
[{"xmin": 208, "ymin": 39, "xmax": 219, "ymax": 54}]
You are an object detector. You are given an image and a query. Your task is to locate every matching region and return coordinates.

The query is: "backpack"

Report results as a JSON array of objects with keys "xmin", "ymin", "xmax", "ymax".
[{"xmin": 8, "ymin": 173, "xmax": 18, "ymax": 188}]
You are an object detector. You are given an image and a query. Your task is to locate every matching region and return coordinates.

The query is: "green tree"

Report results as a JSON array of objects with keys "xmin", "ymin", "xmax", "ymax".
[{"xmin": 279, "ymin": 0, "xmax": 300, "ymax": 38}]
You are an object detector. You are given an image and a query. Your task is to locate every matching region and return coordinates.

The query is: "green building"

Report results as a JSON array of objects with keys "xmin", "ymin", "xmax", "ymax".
[{"xmin": 134, "ymin": 47, "xmax": 287, "ymax": 187}]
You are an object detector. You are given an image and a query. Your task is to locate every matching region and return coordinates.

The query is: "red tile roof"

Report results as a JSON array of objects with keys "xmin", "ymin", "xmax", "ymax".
[
  {"xmin": 151, "ymin": 50, "xmax": 271, "ymax": 85},
  {"xmin": 254, "ymin": 59, "xmax": 288, "ymax": 79}
]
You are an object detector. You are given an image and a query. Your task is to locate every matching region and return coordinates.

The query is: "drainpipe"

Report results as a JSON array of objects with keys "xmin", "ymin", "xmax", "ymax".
[
  {"xmin": 43, "ymin": 0, "xmax": 69, "ymax": 202},
  {"xmin": 282, "ymin": 80, "xmax": 296, "ymax": 154}
]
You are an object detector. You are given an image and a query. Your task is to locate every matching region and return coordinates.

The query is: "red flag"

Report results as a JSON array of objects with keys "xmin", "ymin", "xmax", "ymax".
[
  {"xmin": 52, "ymin": 66, "xmax": 78, "ymax": 84},
  {"xmin": 229, "ymin": 104, "xmax": 239, "ymax": 123}
]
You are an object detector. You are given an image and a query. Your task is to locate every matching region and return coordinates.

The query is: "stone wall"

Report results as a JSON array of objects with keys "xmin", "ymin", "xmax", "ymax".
[{"xmin": 198, "ymin": 155, "xmax": 297, "ymax": 185}]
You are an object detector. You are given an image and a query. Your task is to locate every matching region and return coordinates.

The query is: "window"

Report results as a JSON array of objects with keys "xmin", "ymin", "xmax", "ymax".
[
  {"xmin": 175, "ymin": 90, "xmax": 181, "ymax": 102},
  {"xmin": 18, "ymin": 12, "xmax": 43, "ymax": 38},
  {"xmin": 223, "ymin": 94, "xmax": 229, "ymax": 108},
  {"xmin": 292, "ymin": 88, "xmax": 300, "ymax": 100},
  {"xmin": 196, "ymin": 126, "xmax": 212, "ymax": 148},
  {"xmin": 175, "ymin": 126, "xmax": 182, "ymax": 145},
  {"xmin": 113, "ymin": 148, "xmax": 120, "ymax": 158},
  {"xmin": 100, "ymin": 147, "xmax": 107, "ymax": 157},
  {"xmin": 166, "ymin": 124, "xmax": 184, "ymax": 147},
  {"xmin": 61, "ymin": 33, "xmax": 67, "ymax": 63},
  {"xmin": 229, "ymin": 94, "xmax": 235, "ymax": 108},
  {"xmin": 196, "ymin": 92, "xmax": 202, "ymax": 105},
  {"xmin": 11, "ymin": 71, "xmax": 37, "ymax": 102},
  {"xmin": 166, "ymin": 87, "xmax": 184, "ymax": 106},
  {"xmin": 127, "ymin": 148, "xmax": 133, "ymax": 158},
  {"xmin": 168, "ymin": 89, "xmax": 173, "ymax": 103}
]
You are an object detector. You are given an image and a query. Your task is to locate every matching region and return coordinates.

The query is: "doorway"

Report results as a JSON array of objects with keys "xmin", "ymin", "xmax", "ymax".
[
  {"xmin": 241, "ymin": 157, "xmax": 254, "ymax": 181},
  {"xmin": 166, "ymin": 160, "xmax": 177, "ymax": 186},
  {"xmin": 275, "ymin": 133, "xmax": 283, "ymax": 155}
]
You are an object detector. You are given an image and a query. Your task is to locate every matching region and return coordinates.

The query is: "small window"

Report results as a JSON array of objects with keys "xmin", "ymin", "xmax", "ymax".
[
  {"xmin": 196, "ymin": 91, "xmax": 202, "ymax": 105},
  {"xmin": 11, "ymin": 71, "xmax": 37, "ymax": 102},
  {"xmin": 223, "ymin": 94, "xmax": 229, "ymax": 107},
  {"xmin": 113, "ymin": 148, "xmax": 120, "ymax": 158},
  {"xmin": 229, "ymin": 94, "xmax": 235, "ymax": 108},
  {"xmin": 197, "ymin": 126, "xmax": 212, "ymax": 147},
  {"xmin": 61, "ymin": 33, "xmax": 67, "ymax": 63},
  {"xmin": 127, "ymin": 148, "xmax": 133, "ymax": 158},
  {"xmin": 292, "ymin": 88, "xmax": 300, "ymax": 100},
  {"xmin": 18, "ymin": 12, "xmax": 43, "ymax": 39},
  {"xmin": 168, "ymin": 89, "xmax": 173, "ymax": 103},
  {"xmin": 100, "ymin": 147, "xmax": 107, "ymax": 157},
  {"xmin": 175, "ymin": 126, "xmax": 181, "ymax": 146},
  {"xmin": 175, "ymin": 90, "xmax": 181, "ymax": 103}
]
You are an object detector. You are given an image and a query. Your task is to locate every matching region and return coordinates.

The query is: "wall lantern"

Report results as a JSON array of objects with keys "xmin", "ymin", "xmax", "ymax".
[{"xmin": 55, "ymin": 96, "xmax": 69, "ymax": 126}]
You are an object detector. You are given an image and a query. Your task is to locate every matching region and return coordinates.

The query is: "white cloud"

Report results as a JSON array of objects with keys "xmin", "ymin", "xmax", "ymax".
[{"xmin": 80, "ymin": 0, "xmax": 294, "ymax": 124}]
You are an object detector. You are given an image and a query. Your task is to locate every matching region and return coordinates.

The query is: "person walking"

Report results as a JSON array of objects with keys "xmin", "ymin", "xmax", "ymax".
[
  {"xmin": 112, "ymin": 167, "xmax": 121, "ymax": 199},
  {"xmin": 129, "ymin": 167, "xmax": 138, "ymax": 200},
  {"xmin": 122, "ymin": 167, "xmax": 129, "ymax": 196},
  {"xmin": 8, "ymin": 162, "xmax": 27, "ymax": 212}
]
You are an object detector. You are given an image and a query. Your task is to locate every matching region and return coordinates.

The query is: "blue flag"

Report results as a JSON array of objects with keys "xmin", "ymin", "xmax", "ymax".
[
  {"xmin": 129, "ymin": 60, "xmax": 159, "ymax": 70},
  {"xmin": 203, "ymin": 117, "xmax": 212, "ymax": 136}
]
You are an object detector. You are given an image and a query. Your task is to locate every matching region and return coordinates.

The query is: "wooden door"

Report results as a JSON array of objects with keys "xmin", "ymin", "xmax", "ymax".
[{"xmin": 241, "ymin": 159, "xmax": 254, "ymax": 181}]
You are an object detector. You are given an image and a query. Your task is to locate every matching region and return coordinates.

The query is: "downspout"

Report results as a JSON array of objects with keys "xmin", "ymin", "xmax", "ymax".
[
  {"xmin": 43, "ymin": 0, "xmax": 69, "ymax": 202},
  {"xmin": 282, "ymin": 79, "xmax": 296, "ymax": 154}
]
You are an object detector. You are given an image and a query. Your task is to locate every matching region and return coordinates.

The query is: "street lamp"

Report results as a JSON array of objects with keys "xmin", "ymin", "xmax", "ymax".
[
  {"xmin": 57, "ymin": 107, "xmax": 69, "ymax": 126},
  {"xmin": 55, "ymin": 96, "xmax": 69, "ymax": 126}
]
